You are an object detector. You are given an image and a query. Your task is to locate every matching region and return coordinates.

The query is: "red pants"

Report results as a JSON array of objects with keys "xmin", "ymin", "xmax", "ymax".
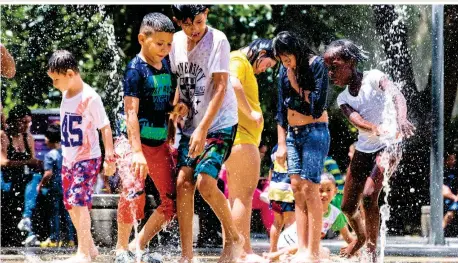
[{"xmin": 115, "ymin": 136, "xmax": 176, "ymax": 224}]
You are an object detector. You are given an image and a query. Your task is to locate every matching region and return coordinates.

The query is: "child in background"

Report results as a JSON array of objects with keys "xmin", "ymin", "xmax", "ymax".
[
  {"xmin": 263, "ymin": 173, "xmax": 354, "ymax": 261},
  {"xmin": 37, "ymin": 123, "xmax": 75, "ymax": 248},
  {"xmin": 47, "ymin": 50, "xmax": 116, "ymax": 263},
  {"xmin": 267, "ymin": 144, "xmax": 295, "ymax": 255}
]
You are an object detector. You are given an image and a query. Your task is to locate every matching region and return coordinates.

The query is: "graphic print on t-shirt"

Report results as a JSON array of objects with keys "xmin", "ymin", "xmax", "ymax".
[
  {"xmin": 139, "ymin": 73, "xmax": 172, "ymax": 141},
  {"xmin": 176, "ymin": 61, "xmax": 206, "ymax": 131},
  {"xmin": 61, "ymin": 113, "xmax": 83, "ymax": 147}
]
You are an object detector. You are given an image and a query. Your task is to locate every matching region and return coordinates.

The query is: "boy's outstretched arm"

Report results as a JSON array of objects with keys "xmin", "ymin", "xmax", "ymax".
[
  {"xmin": 0, "ymin": 43, "xmax": 16, "ymax": 78},
  {"xmin": 100, "ymin": 124, "xmax": 116, "ymax": 176},
  {"xmin": 124, "ymin": 96, "xmax": 148, "ymax": 179},
  {"xmin": 188, "ymin": 72, "xmax": 227, "ymax": 158},
  {"xmin": 379, "ymin": 77, "xmax": 415, "ymax": 138},
  {"xmin": 37, "ymin": 170, "xmax": 53, "ymax": 193}
]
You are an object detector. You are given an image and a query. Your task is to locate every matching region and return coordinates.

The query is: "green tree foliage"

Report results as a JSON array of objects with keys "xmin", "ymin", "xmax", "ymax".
[{"xmin": 1, "ymin": 5, "xmax": 119, "ymax": 114}]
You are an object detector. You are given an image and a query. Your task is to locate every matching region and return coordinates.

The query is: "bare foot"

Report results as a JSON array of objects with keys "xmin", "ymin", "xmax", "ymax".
[
  {"xmin": 340, "ymin": 238, "xmax": 365, "ymax": 258},
  {"xmin": 218, "ymin": 234, "xmax": 245, "ymax": 263},
  {"xmin": 89, "ymin": 246, "xmax": 99, "ymax": 260},
  {"xmin": 61, "ymin": 254, "xmax": 92, "ymax": 263},
  {"xmin": 178, "ymin": 257, "xmax": 197, "ymax": 263},
  {"xmin": 364, "ymin": 248, "xmax": 377, "ymax": 263},
  {"xmin": 262, "ymin": 251, "xmax": 281, "ymax": 261},
  {"xmin": 237, "ymin": 253, "xmax": 269, "ymax": 263},
  {"xmin": 289, "ymin": 251, "xmax": 318, "ymax": 263}
]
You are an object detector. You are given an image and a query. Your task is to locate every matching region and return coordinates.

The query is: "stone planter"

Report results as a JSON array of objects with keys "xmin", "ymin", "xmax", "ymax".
[{"xmin": 90, "ymin": 194, "xmax": 157, "ymax": 247}]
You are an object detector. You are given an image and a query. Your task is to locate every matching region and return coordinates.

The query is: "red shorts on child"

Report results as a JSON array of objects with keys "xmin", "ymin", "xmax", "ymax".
[{"xmin": 114, "ymin": 135, "xmax": 176, "ymax": 224}]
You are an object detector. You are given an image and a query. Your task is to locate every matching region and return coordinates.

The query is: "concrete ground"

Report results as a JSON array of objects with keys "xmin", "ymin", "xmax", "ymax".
[{"xmin": 1, "ymin": 236, "xmax": 457, "ymax": 262}]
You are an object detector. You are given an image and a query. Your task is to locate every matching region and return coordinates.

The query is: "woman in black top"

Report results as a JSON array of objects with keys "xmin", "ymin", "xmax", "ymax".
[
  {"xmin": 1, "ymin": 105, "xmax": 42, "ymax": 246},
  {"xmin": 273, "ymin": 31, "xmax": 330, "ymax": 262}
]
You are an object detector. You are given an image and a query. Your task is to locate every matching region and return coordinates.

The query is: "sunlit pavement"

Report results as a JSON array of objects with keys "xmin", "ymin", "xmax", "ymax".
[{"xmin": 1, "ymin": 236, "xmax": 457, "ymax": 262}]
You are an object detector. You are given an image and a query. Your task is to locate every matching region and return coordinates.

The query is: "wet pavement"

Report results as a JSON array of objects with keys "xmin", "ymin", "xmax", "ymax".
[{"xmin": 1, "ymin": 236, "xmax": 457, "ymax": 262}]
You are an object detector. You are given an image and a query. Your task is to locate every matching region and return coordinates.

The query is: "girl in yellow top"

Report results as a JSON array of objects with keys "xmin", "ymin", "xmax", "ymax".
[{"xmin": 225, "ymin": 39, "xmax": 277, "ymax": 262}]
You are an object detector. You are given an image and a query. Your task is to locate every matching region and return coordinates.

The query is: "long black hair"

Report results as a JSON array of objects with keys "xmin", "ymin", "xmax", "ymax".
[
  {"xmin": 6, "ymin": 104, "xmax": 31, "ymax": 135},
  {"xmin": 273, "ymin": 31, "xmax": 316, "ymax": 92},
  {"xmin": 245, "ymin": 39, "xmax": 276, "ymax": 69}
]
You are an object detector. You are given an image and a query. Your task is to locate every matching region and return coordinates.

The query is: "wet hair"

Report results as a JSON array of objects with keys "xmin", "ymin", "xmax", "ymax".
[
  {"xmin": 140, "ymin": 12, "xmax": 175, "ymax": 35},
  {"xmin": 325, "ymin": 39, "xmax": 369, "ymax": 63},
  {"xmin": 273, "ymin": 31, "xmax": 316, "ymax": 93},
  {"xmin": 246, "ymin": 39, "xmax": 276, "ymax": 69},
  {"xmin": 172, "ymin": 5, "xmax": 208, "ymax": 22},
  {"xmin": 46, "ymin": 123, "xmax": 61, "ymax": 144},
  {"xmin": 320, "ymin": 172, "xmax": 337, "ymax": 186},
  {"xmin": 47, "ymin": 50, "xmax": 79, "ymax": 75},
  {"xmin": 6, "ymin": 104, "xmax": 32, "ymax": 135}
]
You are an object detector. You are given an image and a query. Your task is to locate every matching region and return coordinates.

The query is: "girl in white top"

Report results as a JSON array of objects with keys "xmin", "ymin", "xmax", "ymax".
[{"xmin": 323, "ymin": 39, "xmax": 415, "ymax": 262}]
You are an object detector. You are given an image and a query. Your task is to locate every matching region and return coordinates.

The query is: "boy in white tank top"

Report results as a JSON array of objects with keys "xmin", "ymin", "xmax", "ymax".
[{"xmin": 47, "ymin": 50, "xmax": 116, "ymax": 263}]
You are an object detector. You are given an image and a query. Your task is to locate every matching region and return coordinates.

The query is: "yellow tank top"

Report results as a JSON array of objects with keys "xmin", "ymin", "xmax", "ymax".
[{"xmin": 229, "ymin": 50, "xmax": 264, "ymax": 146}]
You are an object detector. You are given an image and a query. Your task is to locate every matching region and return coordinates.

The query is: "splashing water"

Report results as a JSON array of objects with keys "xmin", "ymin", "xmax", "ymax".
[
  {"xmin": 378, "ymin": 81, "xmax": 404, "ymax": 263},
  {"xmin": 96, "ymin": 6, "xmax": 144, "ymax": 262},
  {"xmin": 375, "ymin": 4, "xmax": 413, "ymax": 262}
]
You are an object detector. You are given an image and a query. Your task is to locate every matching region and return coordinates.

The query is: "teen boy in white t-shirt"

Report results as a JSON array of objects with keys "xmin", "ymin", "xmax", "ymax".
[{"xmin": 169, "ymin": 5, "xmax": 243, "ymax": 263}]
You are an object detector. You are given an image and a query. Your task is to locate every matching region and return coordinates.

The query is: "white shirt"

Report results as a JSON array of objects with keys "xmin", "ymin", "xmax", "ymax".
[
  {"xmin": 169, "ymin": 26, "xmax": 238, "ymax": 136},
  {"xmin": 337, "ymin": 69, "xmax": 399, "ymax": 153},
  {"xmin": 278, "ymin": 204, "xmax": 345, "ymax": 248},
  {"xmin": 60, "ymin": 83, "xmax": 110, "ymax": 167}
]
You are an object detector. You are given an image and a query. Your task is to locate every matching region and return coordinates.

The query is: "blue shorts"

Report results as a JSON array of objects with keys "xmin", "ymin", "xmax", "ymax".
[
  {"xmin": 445, "ymin": 199, "xmax": 458, "ymax": 212},
  {"xmin": 270, "ymin": 200, "xmax": 295, "ymax": 214},
  {"xmin": 286, "ymin": 123, "xmax": 330, "ymax": 184},
  {"xmin": 178, "ymin": 125, "xmax": 237, "ymax": 180}
]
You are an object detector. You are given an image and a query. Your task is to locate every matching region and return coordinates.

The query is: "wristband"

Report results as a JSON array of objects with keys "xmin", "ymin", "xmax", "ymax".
[{"xmin": 105, "ymin": 156, "xmax": 116, "ymax": 163}]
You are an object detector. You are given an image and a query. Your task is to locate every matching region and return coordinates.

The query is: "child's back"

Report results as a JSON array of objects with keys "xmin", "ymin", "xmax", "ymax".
[{"xmin": 44, "ymin": 148, "xmax": 63, "ymax": 193}]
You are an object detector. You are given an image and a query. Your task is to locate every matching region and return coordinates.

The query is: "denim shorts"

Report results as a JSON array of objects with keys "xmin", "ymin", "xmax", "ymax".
[
  {"xmin": 286, "ymin": 122, "xmax": 330, "ymax": 184},
  {"xmin": 445, "ymin": 199, "xmax": 458, "ymax": 212}
]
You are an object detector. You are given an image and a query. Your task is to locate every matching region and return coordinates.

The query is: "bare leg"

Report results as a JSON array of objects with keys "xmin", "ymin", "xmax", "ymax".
[
  {"xmin": 362, "ymin": 175, "xmax": 383, "ymax": 263},
  {"xmin": 290, "ymin": 175, "xmax": 307, "ymax": 252},
  {"xmin": 443, "ymin": 211, "xmax": 455, "ymax": 229},
  {"xmin": 116, "ymin": 222, "xmax": 133, "ymax": 251},
  {"xmin": 340, "ymin": 154, "xmax": 368, "ymax": 258},
  {"xmin": 134, "ymin": 211, "xmax": 168, "ymax": 250},
  {"xmin": 303, "ymin": 179, "xmax": 322, "ymax": 260},
  {"xmin": 196, "ymin": 173, "xmax": 244, "ymax": 263},
  {"xmin": 130, "ymin": 145, "xmax": 175, "ymax": 251},
  {"xmin": 176, "ymin": 167, "xmax": 197, "ymax": 262},
  {"xmin": 65, "ymin": 206, "xmax": 97, "ymax": 263},
  {"xmin": 269, "ymin": 212, "xmax": 284, "ymax": 253},
  {"xmin": 290, "ymin": 175, "xmax": 315, "ymax": 262},
  {"xmin": 225, "ymin": 144, "xmax": 260, "ymax": 257},
  {"xmin": 363, "ymin": 147, "xmax": 401, "ymax": 262},
  {"xmin": 283, "ymin": 211, "xmax": 296, "ymax": 229}
]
